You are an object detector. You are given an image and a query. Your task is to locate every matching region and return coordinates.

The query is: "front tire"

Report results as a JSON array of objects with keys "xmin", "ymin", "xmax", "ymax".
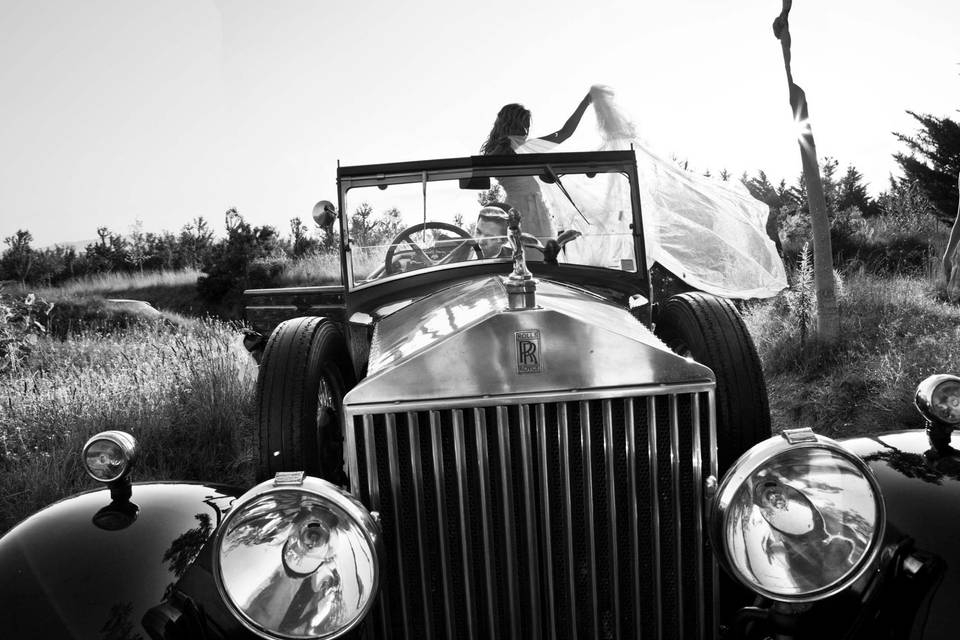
[
  {"xmin": 256, "ymin": 317, "xmax": 355, "ymax": 483},
  {"xmin": 654, "ymin": 292, "xmax": 771, "ymax": 473}
]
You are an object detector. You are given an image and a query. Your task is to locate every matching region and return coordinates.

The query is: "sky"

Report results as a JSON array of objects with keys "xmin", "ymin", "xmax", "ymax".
[{"xmin": 1, "ymin": 0, "xmax": 958, "ymax": 247}]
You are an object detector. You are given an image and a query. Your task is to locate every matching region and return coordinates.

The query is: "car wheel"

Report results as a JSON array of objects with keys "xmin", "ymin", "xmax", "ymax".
[
  {"xmin": 654, "ymin": 292, "xmax": 771, "ymax": 474},
  {"xmin": 256, "ymin": 316, "xmax": 355, "ymax": 483}
]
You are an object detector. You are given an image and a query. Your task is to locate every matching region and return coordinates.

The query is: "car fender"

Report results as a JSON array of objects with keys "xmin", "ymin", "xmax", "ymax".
[
  {"xmin": 0, "ymin": 482, "xmax": 244, "ymax": 638},
  {"xmin": 841, "ymin": 430, "xmax": 960, "ymax": 639}
]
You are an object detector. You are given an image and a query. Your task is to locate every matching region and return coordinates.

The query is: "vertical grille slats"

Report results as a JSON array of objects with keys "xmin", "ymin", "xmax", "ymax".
[
  {"xmin": 451, "ymin": 410, "xmax": 477, "ymax": 640},
  {"xmin": 602, "ymin": 400, "xmax": 622, "ymax": 640},
  {"xmin": 558, "ymin": 403, "xmax": 579, "ymax": 640},
  {"xmin": 647, "ymin": 396, "xmax": 663, "ymax": 639},
  {"xmin": 351, "ymin": 388, "xmax": 716, "ymax": 640},
  {"xmin": 428, "ymin": 411, "xmax": 456, "ymax": 640},
  {"xmin": 473, "ymin": 408, "xmax": 498, "ymax": 637},
  {"xmin": 384, "ymin": 414, "xmax": 413, "ymax": 640}
]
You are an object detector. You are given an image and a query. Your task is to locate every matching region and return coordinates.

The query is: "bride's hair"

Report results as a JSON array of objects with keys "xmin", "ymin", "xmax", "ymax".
[{"xmin": 480, "ymin": 103, "xmax": 531, "ymax": 155}]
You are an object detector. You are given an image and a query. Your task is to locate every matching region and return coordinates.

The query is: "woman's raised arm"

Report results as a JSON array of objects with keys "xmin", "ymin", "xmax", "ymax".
[{"xmin": 537, "ymin": 92, "xmax": 593, "ymax": 145}]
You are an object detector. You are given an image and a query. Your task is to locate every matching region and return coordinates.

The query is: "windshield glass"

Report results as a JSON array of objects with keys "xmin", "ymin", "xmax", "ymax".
[{"xmin": 344, "ymin": 166, "xmax": 636, "ymax": 286}]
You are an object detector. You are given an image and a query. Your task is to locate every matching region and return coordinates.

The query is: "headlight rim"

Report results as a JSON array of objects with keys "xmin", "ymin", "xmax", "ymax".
[
  {"xmin": 915, "ymin": 373, "xmax": 960, "ymax": 426},
  {"xmin": 212, "ymin": 475, "xmax": 382, "ymax": 640},
  {"xmin": 81, "ymin": 430, "xmax": 138, "ymax": 483},
  {"xmin": 710, "ymin": 430, "xmax": 886, "ymax": 603}
]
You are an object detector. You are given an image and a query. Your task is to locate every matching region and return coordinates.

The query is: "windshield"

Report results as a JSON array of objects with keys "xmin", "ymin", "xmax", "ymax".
[{"xmin": 343, "ymin": 164, "xmax": 637, "ymax": 287}]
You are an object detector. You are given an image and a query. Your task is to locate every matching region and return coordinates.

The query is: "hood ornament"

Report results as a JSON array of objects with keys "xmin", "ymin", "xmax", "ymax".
[{"xmin": 504, "ymin": 208, "xmax": 537, "ymax": 310}]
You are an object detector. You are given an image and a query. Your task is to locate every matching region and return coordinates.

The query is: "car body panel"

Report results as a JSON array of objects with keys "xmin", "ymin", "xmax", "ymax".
[
  {"xmin": 347, "ymin": 275, "xmax": 712, "ymax": 406},
  {"xmin": 0, "ymin": 482, "xmax": 243, "ymax": 639},
  {"xmin": 841, "ymin": 430, "xmax": 960, "ymax": 639}
]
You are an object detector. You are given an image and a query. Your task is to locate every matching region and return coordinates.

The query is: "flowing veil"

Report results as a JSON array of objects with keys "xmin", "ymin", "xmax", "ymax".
[{"xmin": 515, "ymin": 85, "xmax": 788, "ymax": 299}]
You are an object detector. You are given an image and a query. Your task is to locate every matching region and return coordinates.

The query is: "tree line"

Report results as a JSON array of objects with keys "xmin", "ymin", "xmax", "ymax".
[{"xmin": 2, "ymin": 112, "xmax": 958, "ymax": 290}]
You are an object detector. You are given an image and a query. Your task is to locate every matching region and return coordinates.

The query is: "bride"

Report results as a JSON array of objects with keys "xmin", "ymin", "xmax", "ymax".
[
  {"xmin": 480, "ymin": 85, "xmax": 787, "ymax": 300},
  {"xmin": 479, "ymin": 94, "xmax": 592, "ymax": 240}
]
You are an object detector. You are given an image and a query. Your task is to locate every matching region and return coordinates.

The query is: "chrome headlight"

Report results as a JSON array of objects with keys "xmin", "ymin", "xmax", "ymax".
[
  {"xmin": 915, "ymin": 374, "xmax": 960, "ymax": 425},
  {"xmin": 213, "ymin": 473, "xmax": 382, "ymax": 639},
  {"xmin": 710, "ymin": 428, "xmax": 885, "ymax": 602},
  {"xmin": 82, "ymin": 430, "xmax": 138, "ymax": 482}
]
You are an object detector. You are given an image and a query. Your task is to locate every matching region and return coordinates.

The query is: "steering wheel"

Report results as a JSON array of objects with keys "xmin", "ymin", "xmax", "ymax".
[{"xmin": 383, "ymin": 221, "xmax": 482, "ymax": 275}]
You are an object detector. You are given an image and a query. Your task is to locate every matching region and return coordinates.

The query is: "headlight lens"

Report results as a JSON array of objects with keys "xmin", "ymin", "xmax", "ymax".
[
  {"xmin": 712, "ymin": 430, "xmax": 884, "ymax": 602},
  {"xmin": 214, "ymin": 475, "xmax": 381, "ymax": 639},
  {"xmin": 82, "ymin": 430, "xmax": 137, "ymax": 482},
  {"xmin": 916, "ymin": 374, "xmax": 960, "ymax": 425}
]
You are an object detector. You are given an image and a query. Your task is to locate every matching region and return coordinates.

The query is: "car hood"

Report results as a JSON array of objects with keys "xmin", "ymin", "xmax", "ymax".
[{"xmin": 347, "ymin": 276, "xmax": 713, "ymax": 406}]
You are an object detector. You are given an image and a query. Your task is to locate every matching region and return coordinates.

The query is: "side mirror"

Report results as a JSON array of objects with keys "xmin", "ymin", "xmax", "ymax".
[{"xmin": 312, "ymin": 200, "xmax": 339, "ymax": 229}]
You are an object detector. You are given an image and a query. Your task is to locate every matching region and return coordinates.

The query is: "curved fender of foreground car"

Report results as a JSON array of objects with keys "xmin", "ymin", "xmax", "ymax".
[
  {"xmin": 840, "ymin": 430, "xmax": 960, "ymax": 639},
  {"xmin": 0, "ymin": 482, "xmax": 246, "ymax": 639}
]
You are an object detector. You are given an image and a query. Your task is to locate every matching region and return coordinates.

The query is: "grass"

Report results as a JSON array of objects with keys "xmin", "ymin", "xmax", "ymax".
[
  {"xmin": 743, "ymin": 272, "xmax": 960, "ymax": 439},
  {"xmin": 42, "ymin": 268, "xmax": 202, "ymax": 295},
  {"xmin": 0, "ymin": 317, "xmax": 257, "ymax": 534},
  {"xmin": 32, "ymin": 268, "xmax": 208, "ymax": 317}
]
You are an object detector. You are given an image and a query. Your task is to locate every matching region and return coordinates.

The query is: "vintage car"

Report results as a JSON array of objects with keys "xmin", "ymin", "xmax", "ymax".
[{"xmin": 1, "ymin": 150, "xmax": 958, "ymax": 640}]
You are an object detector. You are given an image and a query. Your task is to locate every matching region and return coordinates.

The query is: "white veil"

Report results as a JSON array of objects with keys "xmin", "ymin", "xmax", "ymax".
[{"xmin": 515, "ymin": 85, "xmax": 788, "ymax": 299}]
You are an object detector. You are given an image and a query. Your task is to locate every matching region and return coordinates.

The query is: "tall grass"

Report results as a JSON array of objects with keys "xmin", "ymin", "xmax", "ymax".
[
  {"xmin": 743, "ymin": 272, "xmax": 960, "ymax": 438},
  {"xmin": 0, "ymin": 318, "xmax": 257, "ymax": 534},
  {"xmin": 37, "ymin": 268, "xmax": 201, "ymax": 296}
]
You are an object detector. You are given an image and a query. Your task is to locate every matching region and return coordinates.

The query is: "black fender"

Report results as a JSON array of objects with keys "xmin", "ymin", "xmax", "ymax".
[
  {"xmin": 837, "ymin": 430, "xmax": 960, "ymax": 639},
  {"xmin": 0, "ymin": 482, "xmax": 246, "ymax": 639}
]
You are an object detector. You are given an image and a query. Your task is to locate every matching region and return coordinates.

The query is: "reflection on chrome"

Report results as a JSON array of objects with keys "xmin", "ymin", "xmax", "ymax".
[
  {"xmin": 217, "ymin": 489, "xmax": 378, "ymax": 639},
  {"xmin": 724, "ymin": 447, "xmax": 880, "ymax": 599}
]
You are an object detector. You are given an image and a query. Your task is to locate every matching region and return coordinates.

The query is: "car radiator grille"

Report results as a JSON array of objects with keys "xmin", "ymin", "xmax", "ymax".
[{"xmin": 346, "ymin": 387, "xmax": 717, "ymax": 640}]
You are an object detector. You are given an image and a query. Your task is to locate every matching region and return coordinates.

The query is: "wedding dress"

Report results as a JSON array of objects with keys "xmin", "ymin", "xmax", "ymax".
[{"xmin": 512, "ymin": 85, "xmax": 788, "ymax": 299}]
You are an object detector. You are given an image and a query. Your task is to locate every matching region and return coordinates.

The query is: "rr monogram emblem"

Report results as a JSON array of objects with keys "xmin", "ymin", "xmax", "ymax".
[{"xmin": 515, "ymin": 329, "xmax": 542, "ymax": 374}]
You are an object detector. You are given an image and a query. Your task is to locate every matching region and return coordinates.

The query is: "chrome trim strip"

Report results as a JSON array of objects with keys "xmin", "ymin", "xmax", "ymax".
[
  {"xmin": 669, "ymin": 394, "xmax": 684, "ymax": 639},
  {"xmin": 692, "ymin": 394, "xmax": 705, "ymax": 640},
  {"xmin": 648, "ymin": 396, "xmax": 662, "ymax": 639},
  {"xmin": 406, "ymin": 413, "xmax": 434, "ymax": 639},
  {"xmin": 452, "ymin": 410, "xmax": 477, "ymax": 640},
  {"xmin": 581, "ymin": 401, "xmax": 599, "ymax": 638},
  {"xmin": 475, "ymin": 408, "xmax": 498, "ymax": 636},
  {"xmin": 518, "ymin": 404, "xmax": 542, "ymax": 640},
  {"xmin": 362, "ymin": 415, "xmax": 390, "ymax": 639},
  {"xmin": 603, "ymin": 399, "xmax": 621, "ymax": 639},
  {"xmin": 709, "ymin": 391, "xmax": 720, "ymax": 640},
  {"xmin": 346, "ymin": 383, "xmax": 715, "ymax": 415},
  {"xmin": 558, "ymin": 402, "xmax": 578, "ymax": 639},
  {"xmin": 496, "ymin": 406, "xmax": 521, "ymax": 640},
  {"xmin": 626, "ymin": 398, "xmax": 642, "ymax": 639},
  {"xmin": 385, "ymin": 413, "xmax": 413, "ymax": 640},
  {"xmin": 346, "ymin": 415, "xmax": 360, "ymax": 496},
  {"xmin": 536, "ymin": 403, "xmax": 558, "ymax": 640},
  {"xmin": 430, "ymin": 411, "xmax": 456, "ymax": 640}
]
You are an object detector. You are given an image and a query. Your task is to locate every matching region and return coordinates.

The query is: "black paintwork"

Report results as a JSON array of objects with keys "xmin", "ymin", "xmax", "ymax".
[
  {"xmin": 837, "ymin": 430, "xmax": 960, "ymax": 640},
  {"xmin": 0, "ymin": 482, "xmax": 244, "ymax": 639}
]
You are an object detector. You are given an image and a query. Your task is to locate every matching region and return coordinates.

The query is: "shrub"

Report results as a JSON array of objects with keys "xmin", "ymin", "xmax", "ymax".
[{"xmin": 0, "ymin": 291, "xmax": 53, "ymax": 371}]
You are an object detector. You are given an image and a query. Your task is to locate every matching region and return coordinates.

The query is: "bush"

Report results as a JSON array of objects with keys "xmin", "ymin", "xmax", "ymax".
[{"xmin": 0, "ymin": 291, "xmax": 52, "ymax": 371}]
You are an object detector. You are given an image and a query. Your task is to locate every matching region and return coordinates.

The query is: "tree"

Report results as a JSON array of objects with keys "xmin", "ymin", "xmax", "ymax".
[
  {"xmin": 893, "ymin": 112, "xmax": 960, "ymax": 222},
  {"xmin": 772, "ymin": 0, "xmax": 839, "ymax": 347},
  {"xmin": 1, "ymin": 230, "xmax": 35, "ymax": 283},
  {"xmin": 836, "ymin": 165, "xmax": 879, "ymax": 217}
]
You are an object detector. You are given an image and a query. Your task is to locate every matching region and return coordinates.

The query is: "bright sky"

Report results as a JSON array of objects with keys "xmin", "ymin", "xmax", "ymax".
[{"xmin": 1, "ymin": 0, "xmax": 958, "ymax": 246}]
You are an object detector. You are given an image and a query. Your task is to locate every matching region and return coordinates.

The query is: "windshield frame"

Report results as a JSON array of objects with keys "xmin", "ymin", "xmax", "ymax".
[{"xmin": 335, "ymin": 150, "xmax": 646, "ymax": 293}]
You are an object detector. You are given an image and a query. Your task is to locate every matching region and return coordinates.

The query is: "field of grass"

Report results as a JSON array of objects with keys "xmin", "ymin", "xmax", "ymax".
[
  {"xmin": 0, "ymin": 316, "xmax": 257, "ymax": 534},
  {"xmin": 3, "ymin": 268, "xmax": 959, "ymax": 536},
  {"xmin": 744, "ymin": 272, "xmax": 960, "ymax": 438}
]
